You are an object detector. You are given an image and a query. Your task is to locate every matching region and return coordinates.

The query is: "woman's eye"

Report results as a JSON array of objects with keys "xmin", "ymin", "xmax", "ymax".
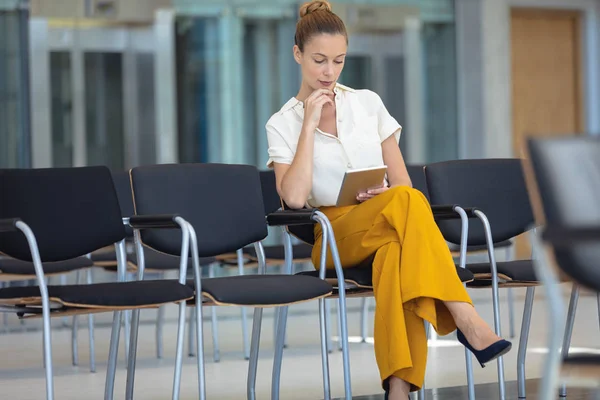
[
  {"xmin": 314, "ymin": 59, "xmax": 325, "ymax": 64},
  {"xmin": 334, "ymin": 61, "xmax": 344, "ymax": 65}
]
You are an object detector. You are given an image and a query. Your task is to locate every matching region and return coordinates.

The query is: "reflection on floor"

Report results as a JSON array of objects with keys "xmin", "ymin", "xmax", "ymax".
[{"xmin": 341, "ymin": 379, "xmax": 599, "ymax": 399}]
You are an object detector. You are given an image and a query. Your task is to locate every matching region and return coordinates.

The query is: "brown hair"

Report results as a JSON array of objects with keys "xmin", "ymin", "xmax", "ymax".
[{"xmin": 295, "ymin": 0, "xmax": 348, "ymax": 52}]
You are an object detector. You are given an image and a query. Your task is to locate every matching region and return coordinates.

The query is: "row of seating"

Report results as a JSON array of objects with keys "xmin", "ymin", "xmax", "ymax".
[{"xmin": 1, "ymin": 136, "xmax": 599, "ymax": 400}]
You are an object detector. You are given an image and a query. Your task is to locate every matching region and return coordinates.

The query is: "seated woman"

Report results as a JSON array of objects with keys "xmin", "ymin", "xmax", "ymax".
[{"xmin": 265, "ymin": 1, "xmax": 512, "ymax": 398}]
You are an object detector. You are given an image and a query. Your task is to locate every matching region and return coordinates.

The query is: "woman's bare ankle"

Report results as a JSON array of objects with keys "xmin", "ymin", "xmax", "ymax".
[
  {"xmin": 444, "ymin": 301, "xmax": 502, "ymax": 350},
  {"xmin": 388, "ymin": 376, "xmax": 410, "ymax": 399}
]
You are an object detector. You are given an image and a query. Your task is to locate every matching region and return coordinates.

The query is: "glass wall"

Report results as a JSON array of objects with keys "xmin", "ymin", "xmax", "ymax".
[
  {"xmin": 0, "ymin": 7, "xmax": 30, "ymax": 168},
  {"xmin": 174, "ymin": 0, "xmax": 460, "ymax": 167}
]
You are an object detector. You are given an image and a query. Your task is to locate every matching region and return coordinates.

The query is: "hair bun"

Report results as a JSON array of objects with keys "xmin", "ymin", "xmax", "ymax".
[{"xmin": 299, "ymin": 0, "xmax": 332, "ymax": 18}]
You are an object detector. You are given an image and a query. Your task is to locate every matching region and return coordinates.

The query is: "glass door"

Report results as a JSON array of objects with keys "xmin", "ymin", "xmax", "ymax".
[{"xmin": 29, "ymin": 15, "xmax": 175, "ymax": 169}]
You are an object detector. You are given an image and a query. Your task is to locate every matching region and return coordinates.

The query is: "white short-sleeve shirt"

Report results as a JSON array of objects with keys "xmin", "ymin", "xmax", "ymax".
[{"xmin": 265, "ymin": 83, "xmax": 402, "ymax": 208}]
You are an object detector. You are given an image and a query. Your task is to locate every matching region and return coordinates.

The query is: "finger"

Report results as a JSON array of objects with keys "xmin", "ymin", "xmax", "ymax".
[
  {"xmin": 367, "ymin": 187, "xmax": 388, "ymax": 195},
  {"xmin": 311, "ymin": 88, "xmax": 334, "ymax": 100}
]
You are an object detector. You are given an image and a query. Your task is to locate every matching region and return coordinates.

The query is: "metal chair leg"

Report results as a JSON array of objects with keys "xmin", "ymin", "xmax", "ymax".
[
  {"xmin": 104, "ymin": 310, "xmax": 123, "ymax": 400},
  {"xmin": 247, "ymin": 308, "xmax": 264, "ymax": 400},
  {"xmin": 360, "ymin": 298, "xmax": 369, "ymax": 343},
  {"xmin": 71, "ymin": 270, "xmax": 81, "ymax": 366},
  {"xmin": 172, "ymin": 301, "xmax": 189, "ymax": 400},
  {"xmin": 517, "ymin": 287, "xmax": 535, "ymax": 399},
  {"xmin": 125, "ymin": 308, "xmax": 142, "ymax": 399},
  {"xmin": 188, "ymin": 306, "xmax": 197, "ymax": 357},
  {"xmin": 123, "ymin": 310, "xmax": 131, "ymax": 366},
  {"xmin": 559, "ymin": 285, "xmax": 580, "ymax": 398},
  {"xmin": 156, "ymin": 306, "xmax": 165, "ymax": 359},
  {"xmin": 475, "ymin": 210, "xmax": 506, "ymax": 400},
  {"xmin": 71, "ymin": 315, "xmax": 79, "ymax": 366},
  {"xmin": 237, "ymin": 249, "xmax": 251, "ymax": 360},
  {"xmin": 505, "ymin": 246, "xmax": 516, "ymax": 339},
  {"xmin": 320, "ymin": 298, "xmax": 332, "ymax": 400},
  {"xmin": 529, "ymin": 230, "xmax": 565, "ymax": 400},
  {"xmin": 325, "ymin": 299, "xmax": 333, "ymax": 353},
  {"xmin": 597, "ymin": 292, "xmax": 600, "ymax": 332},
  {"xmin": 314, "ymin": 212, "xmax": 352, "ymax": 399},
  {"xmin": 209, "ymin": 264, "xmax": 220, "ymax": 362},
  {"xmin": 86, "ymin": 269, "xmax": 96, "ymax": 373},
  {"xmin": 271, "ymin": 306, "xmax": 289, "ymax": 400},
  {"xmin": 507, "ymin": 288, "xmax": 516, "ymax": 339}
]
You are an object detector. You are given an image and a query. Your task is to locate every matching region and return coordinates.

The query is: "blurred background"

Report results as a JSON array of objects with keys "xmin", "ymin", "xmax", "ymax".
[{"xmin": 3, "ymin": 0, "xmax": 598, "ymax": 173}]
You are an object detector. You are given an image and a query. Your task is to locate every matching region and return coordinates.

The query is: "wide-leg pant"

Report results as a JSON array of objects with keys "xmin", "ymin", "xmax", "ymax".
[{"xmin": 312, "ymin": 186, "xmax": 473, "ymax": 391}]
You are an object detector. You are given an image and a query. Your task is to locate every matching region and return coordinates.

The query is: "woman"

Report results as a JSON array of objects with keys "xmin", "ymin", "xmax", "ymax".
[{"xmin": 265, "ymin": 1, "xmax": 512, "ymax": 398}]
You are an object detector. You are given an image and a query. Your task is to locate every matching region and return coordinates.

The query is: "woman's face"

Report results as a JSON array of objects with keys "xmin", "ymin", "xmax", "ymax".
[{"xmin": 294, "ymin": 33, "xmax": 347, "ymax": 91}]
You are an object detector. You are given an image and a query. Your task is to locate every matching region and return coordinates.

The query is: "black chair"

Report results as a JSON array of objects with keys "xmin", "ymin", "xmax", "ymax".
[
  {"xmin": 527, "ymin": 136, "xmax": 600, "ymax": 399},
  {"xmin": 91, "ymin": 170, "xmax": 223, "ymax": 361},
  {"xmin": 408, "ymin": 164, "xmax": 518, "ymax": 339},
  {"xmin": 0, "ymin": 254, "xmax": 95, "ymax": 371},
  {"xmin": 267, "ymin": 183, "xmax": 476, "ymax": 400},
  {"xmin": 128, "ymin": 163, "xmax": 334, "ymax": 400},
  {"xmin": 0, "ymin": 166, "xmax": 195, "ymax": 400},
  {"xmin": 424, "ymin": 159, "xmax": 546, "ymax": 399}
]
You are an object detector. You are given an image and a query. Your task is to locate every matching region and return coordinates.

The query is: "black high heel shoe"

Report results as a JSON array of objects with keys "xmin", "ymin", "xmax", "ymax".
[{"xmin": 457, "ymin": 329, "xmax": 512, "ymax": 367}]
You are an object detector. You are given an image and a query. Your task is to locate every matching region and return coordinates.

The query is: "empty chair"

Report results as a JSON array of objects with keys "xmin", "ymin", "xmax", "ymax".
[
  {"xmin": 0, "ymin": 166, "xmax": 195, "ymax": 400},
  {"xmin": 90, "ymin": 170, "xmax": 222, "ymax": 361},
  {"xmin": 408, "ymin": 163, "xmax": 517, "ymax": 338},
  {"xmin": 424, "ymin": 159, "xmax": 544, "ymax": 399},
  {"xmin": 128, "ymin": 163, "xmax": 335, "ymax": 400},
  {"xmin": 527, "ymin": 136, "xmax": 600, "ymax": 399}
]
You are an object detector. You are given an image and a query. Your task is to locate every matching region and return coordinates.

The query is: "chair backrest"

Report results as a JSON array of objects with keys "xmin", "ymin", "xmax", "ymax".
[
  {"xmin": 527, "ymin": 137, "xmax": 600, "ymax": 292},
  {"xmin": 259, "ymin": 170, "xmax": 282, "ymax": 215},
  {"xmin": 0, "ymin": 166, "xmax": 127, "ymax": 262},
  {"xmin": 129, "ymin": 163, "xmax": 268, "ymax": 258},
  {"xmin": 424, "ymin": 159, "xmax": 535, "ymax": 245},
  {"xmin": 111, "ymin": 170, "xmax": 135, "ymax": 237},
  {"xmin": 406, "ymin": 164, "xmax": 429, "ymax": 200}
]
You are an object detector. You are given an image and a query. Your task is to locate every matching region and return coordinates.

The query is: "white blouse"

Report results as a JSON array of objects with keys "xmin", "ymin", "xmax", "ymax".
[{"xmin": 265, "ymin": 83, "xmax": 402, "ymax": 208}]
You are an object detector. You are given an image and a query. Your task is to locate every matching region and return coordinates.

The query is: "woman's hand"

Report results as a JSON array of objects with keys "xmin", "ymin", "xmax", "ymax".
[
  {"xmin": 357, "ymin": 179, "xmax": 389, "ymax": 202},
  {"xmin": 303, "ymin": 88, "xmax": 335, "ymax": 130}
]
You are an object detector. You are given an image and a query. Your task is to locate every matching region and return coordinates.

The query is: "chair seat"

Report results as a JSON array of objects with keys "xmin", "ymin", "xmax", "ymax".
[
  {"xmin": 187, "ymin": 274, "xmax": 332, "ymax": 307},
  {"xmin": 89, "ymin": 250, "xmax": 118, "ymax": 264},
  {"xmin": 561, "ymin": 354, "xmax": 600, "ymax": 380},
  {"xmin": 128, "ymin": 247, "xmax": 216, "ymax": 270},
  {"xmin": 243, "ymin": 243, "xmax": 313, "ymax": 260},
  {"xmin": 464, "ymin": 260, "xmax": 538, "ymax": 287},
  {"xmin": 93, "ymin": 246, "xmax": 216, "ymax": 271},
  {"xmin": 297, "ymin": 264, "xmax": 475, "ymax": 289},
  {"xmin": 448, "ymin": 239, "xmax": 513, "ymax": 253},
  {"xmin": 0, "ymin": 280, "xmax": 194, "ymax": 310},
  {"xmin": 0, "ymin": 256, "xmax": 93, "ymax": 276}
]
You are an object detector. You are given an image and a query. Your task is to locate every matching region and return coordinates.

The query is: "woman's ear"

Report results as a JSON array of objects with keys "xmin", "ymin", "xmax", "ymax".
[{"xmin": 293, "ymin": 45, "xmax": 302, "ymax": 64}]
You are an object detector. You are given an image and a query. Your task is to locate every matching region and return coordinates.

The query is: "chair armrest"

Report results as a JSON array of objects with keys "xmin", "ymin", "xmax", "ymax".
[
  {"xmin": 128, "ymin": 214, "xmax": 181, "ymax": 229},
  {"xmin": 431, "ymin": 205, "xmax": 478, "ymax": 220},
  {"xmin": 0, "ymin": 218, "xmax": 20, "ymax": 232},
  {"xmin": 266, "ymin": 210, "xmax": 317, "ymax": 226},
  {"xmin": 542, "ymin": 226, "xmax": 600, "ymax": 246}
]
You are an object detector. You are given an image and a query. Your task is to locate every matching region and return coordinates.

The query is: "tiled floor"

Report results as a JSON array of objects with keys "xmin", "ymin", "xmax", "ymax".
[{"xmin": 0, "ymin": 276, "xmax": 599, "ymax": 399}]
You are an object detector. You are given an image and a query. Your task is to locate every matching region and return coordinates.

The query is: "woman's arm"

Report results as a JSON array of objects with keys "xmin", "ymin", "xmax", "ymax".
[
  {"xmin": 273, "ymin": 88, "xmax": 334, "ymax": 209},
  {"xmin": 382, "ymin": 132, "xmax": 412, "ymax": 188},
  {"xmin": 273, "ymin": 125, "xmax": 315, "ymax": 209}
]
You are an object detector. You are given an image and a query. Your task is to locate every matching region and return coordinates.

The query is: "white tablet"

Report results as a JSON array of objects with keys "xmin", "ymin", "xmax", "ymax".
[{"xmin": 336, "ymin": 166, "xmax": 388, "ymax": 207}]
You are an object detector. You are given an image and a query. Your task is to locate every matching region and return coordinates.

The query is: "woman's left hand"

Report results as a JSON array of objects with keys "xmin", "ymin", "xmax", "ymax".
[{"xmin": 357, "ymin": 180, "xmax": 389, "ymax": 202}]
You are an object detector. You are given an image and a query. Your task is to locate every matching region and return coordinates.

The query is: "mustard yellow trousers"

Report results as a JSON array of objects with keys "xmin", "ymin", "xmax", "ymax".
[{"xmin": 311, "ymin": 186, "xmax": 473, "ymax": 391}]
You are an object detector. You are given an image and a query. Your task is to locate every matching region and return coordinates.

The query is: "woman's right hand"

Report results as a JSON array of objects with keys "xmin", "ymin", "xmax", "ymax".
[{"xmin": 303, "ymin": 88, "xmax": 335, "ymax": 130}]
